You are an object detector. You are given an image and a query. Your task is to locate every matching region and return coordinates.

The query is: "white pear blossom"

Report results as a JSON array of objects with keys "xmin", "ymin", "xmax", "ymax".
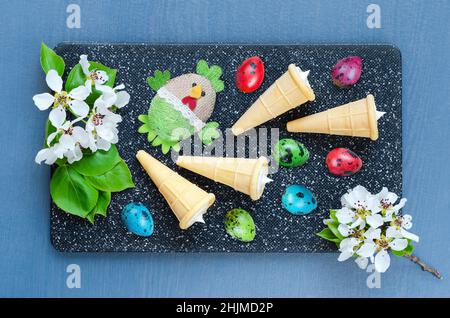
[
  {"xmin": 33, "ymin": 60, "xmax": 130, "ymax": 166},
  {"xmin": 79, "ymin": 55, "xmax": 131, "ymax": 112},
  {"xmin": 322, "ymin": 185, "xmax": 420, "ymax": 275},
  {"xmin": 95, "ymin": 83, "xmax": 130, "ymax": 108},
  {"xmin": 386, "ymin": 214, "xmax": 419, "ymax": 242},
  {"xmin": 337, "ymin": 222, "xmax": 354, "ymax": 237},
  {"xmin": 79, "ymin": 54, "xmax": 109, "ymax": 87},
  {"xmin": 374, "ymin": 187, "xmax": 407, "ymax": 221},
  {"xmin": 337, "ymin": 226, "xmax": 369, "ymax": 261},
  {"xmin": 336, "ymin": 185, "xmax": 383, "ymax": 230},
  {"xmin": 33, "ymin": 69, "xmax": 91, "ymax": 125},
  {"xmin": 35, "ymin": 145, "xmax": 63, "ymax": 165},
  {"xmin": 35, "ymin": 118, "xmax": 89, "ymax": 165},
  {"xmin": 338, "ymin": 237, "xmax": 360, "ymax": 262},
  {"xmin": 356, "ymin": 234, "xmax": 408, "ymax": 273},
  {"xmin": 85, "ymin": 97, "xmax": 123, "ymax": 152}
]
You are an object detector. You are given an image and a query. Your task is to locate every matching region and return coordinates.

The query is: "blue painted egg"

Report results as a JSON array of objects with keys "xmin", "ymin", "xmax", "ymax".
[
  {"xmin": 121, "ymin": 202, "xmax": 154, "ymax": 237},
  {"xmin": 282, "ymin": 185, "xmax": 317, "ymax": 215}
]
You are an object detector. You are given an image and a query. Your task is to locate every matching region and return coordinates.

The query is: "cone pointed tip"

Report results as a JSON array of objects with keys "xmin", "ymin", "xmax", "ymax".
[
  {"xmin": 136, "ymin": 149, "xmax": 145, "ymax": 157},
  {"xmin": 286, "ymin": 121, "xmax": 295, "ymax": 132},
  {"xmin": 175, "ymin": 155, "xmax": 185, "ymax": 166},
  {"xmin": 136, "ymin": 150, "xmax": 149, "ymax": 160}
]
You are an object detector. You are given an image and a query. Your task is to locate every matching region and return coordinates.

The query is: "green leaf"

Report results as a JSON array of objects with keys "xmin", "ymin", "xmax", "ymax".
[
  {"xmin": 316, "ymin": 228, "xmax": 341, "ymax": 243},
  {"xmin": 55, "ymin": 158, "xmax": 67, "ymax": 166},
  {"xmin": 327, "ymin": 221, "xmax": 344, "ymax": 240},
  {"xmin": 392, "ymin": 249, "xmax": 406, "ymax": 257},
  {"xmin": 329, "ymin": 210, "xmax": 338, "ymax": 222},
  {"xmin": 404, "ymin": 241, "xmax": 414, "ymax": 255},
  {"xmin": 86, "ymin": 160, "xmax": 134, "ymax": 192},
  {"xmin": 90, "ymin": 61, "xmax": 117, "ymax": 86},
  {"xmin": 65, "ymin": 64, "xmax": 85, "ymax": 92},
  {"xmin": 71, "ymin": 145, "xmax": 121, "ymax": 177},
  {"xmin": 94, "ymin": 191, "xmax": 111, "ymax": 217},
  {"xmin": 86, "ymin": 191, "xmax": 112, "ymax": 224},
  {"xmin": 147, "ymin": 70, "xmax": 171, "ymax": 91},
  {"xmin": 50, "ymin": 166, "xmax": 98, "ymax": 217},
  {"xmin": 86, "ymin": 210, "xmax": 96, "ymax": 224},
  {"xmin": 392, "ymin": 240, "xmax": 415, "ymax": 257},
  {"xmin": 40, "ymin": 43, "xmax": 65, "ymax": 76}
]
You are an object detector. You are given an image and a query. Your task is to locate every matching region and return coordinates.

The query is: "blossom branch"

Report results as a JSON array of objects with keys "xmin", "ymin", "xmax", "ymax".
[{"xmin": 403, "ymin": 253, "xmax": 443, "ymax": 280}]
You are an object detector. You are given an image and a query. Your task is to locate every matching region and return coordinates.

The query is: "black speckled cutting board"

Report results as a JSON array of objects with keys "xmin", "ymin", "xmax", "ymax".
[{"xmin": 51, "ymin": 43, "xmax": 402, "ymax": 253}]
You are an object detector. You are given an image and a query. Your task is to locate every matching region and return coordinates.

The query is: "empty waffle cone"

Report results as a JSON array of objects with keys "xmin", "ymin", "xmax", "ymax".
[
  {"xmin": 232, "ymin": 64, "xmax": 315, "ymax": 135},
  {"xmin": 176, "ymin": 156, "xmax": 270, "ymax": 201},
  {"xmin": 136, "ymin": 150, "xmax": 215, "ymax": 230},
  {"xmin": 287, "ymin": 94, "xmax": 380, "ymax": 140}
]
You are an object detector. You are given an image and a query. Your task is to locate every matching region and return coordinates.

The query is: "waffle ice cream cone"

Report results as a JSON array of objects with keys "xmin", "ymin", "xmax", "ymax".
[
  {"xmin": 136, "ymin": 150, "xmax": 215, "ymax": 230},
  {"xmin": 176, "ymin": 156, "xmax": 270, "ymax": 201},
  {"xmin": 286, "ymin": 94, "xmax": 381, "ymax": 140},
  {"xmin": 232, "ymin": 64, "xmax": 315, "ymax": 135}
]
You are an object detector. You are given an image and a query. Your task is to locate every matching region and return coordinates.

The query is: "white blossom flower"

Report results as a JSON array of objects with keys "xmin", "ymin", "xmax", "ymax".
[
  {"xmin": 85, "ymin": 97, "xmax": 122, "ymax": 152},
  {"xmin": 336, "ymin": 225, "xmax": 370, "ymax": 261},
  {"xmin": 95, "ymin": 83, "xmax": 130, "ymax": 108},
  {"xmin": 386, "ymin": 214, "xmax": 419, "ymax": 242},
  {"xmin": 337, "ymin": 222, "xmax": 354, "ymax": 237},
  {"xmin": 33, "ymin": 69, "xmax": 91, "ymax": 125},
  {"xmin": 374, "ymin": 187, "xmax": 407, "ymax": 221},
  {"xmin": 373, "ymin": 249, "xmax": 390, "ymax": 273},
  {"xmin": 58, "ymin": 127, "xmax": 89, "ymax": 164},
  {"xmin": 35, "ymin": 118, "xmax": 89, "ymax": 165},
  {"xmin": 35, "ymin": 145, "xmax": 63, "ymax": 165},
  {"xmin": 356, "ymin": 234, "xmax": 408, "ymax": 273},
  {"xmin": 79, "ymin": 54, "xmax": 109, "ymax": 86},
  {"xmin": 325, "ymin": 185, "xmax": 420, "ymax": 275},
  {"xmin": 336, "ymin": 185, "xmax": 383, "ymax": 229},
  {"xmin": 338, "ymin": 237, "xmax": 360, "ymax": 262}
]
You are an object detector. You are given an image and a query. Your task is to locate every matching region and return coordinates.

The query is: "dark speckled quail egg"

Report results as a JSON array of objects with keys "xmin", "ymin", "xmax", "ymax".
[
  {"xmin": 326, "ymin": 148, "xmax": 363, "ymax": 177},
  {"xmin": 121, "ymin": 202, "xmax": 154, "ymax": 237},
  {"xmin": 273, "ymin": 138, "xmax": 309, "ymax": 168},
  {"xmin": 282, "ymin": 185, "xmax": 317, "ymax": 215},
  {"xmin": 224, "ymin": 208, "xmax": 255, "ymax": 242}
]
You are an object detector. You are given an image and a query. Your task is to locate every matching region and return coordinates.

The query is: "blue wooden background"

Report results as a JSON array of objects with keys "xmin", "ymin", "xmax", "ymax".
[{"xmin": 1, "ymin": 0, "xmax": 449, "ymax": 297}]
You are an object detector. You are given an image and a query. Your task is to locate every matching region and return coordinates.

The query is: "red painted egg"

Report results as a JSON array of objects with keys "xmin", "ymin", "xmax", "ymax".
[
  {"xmin": 236, "ymin": 56, "xmax": 265, "ymax": 93},
  {"xmin": 326, "ymin": 148, "xmax": 363, "ymax": 177}
]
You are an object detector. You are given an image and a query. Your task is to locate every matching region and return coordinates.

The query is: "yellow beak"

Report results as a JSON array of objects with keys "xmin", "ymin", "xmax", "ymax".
[{"xmin": 190, "ymin": 84, "xmax": 202, "ymax": 99}]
